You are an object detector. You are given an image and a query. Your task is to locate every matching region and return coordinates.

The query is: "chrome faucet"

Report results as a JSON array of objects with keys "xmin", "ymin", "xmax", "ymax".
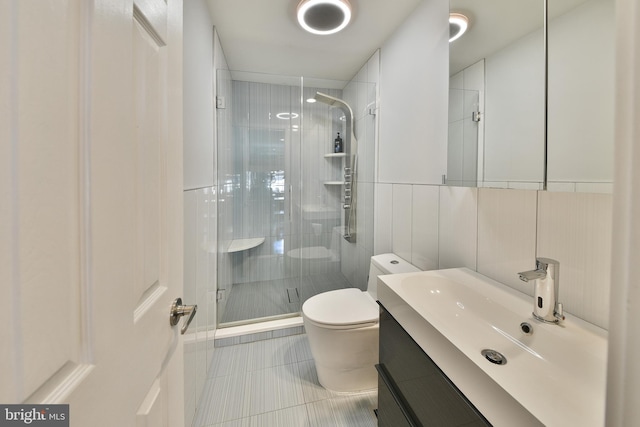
[{"xmin": 518, "ymin": 258, "xmax": 564, "ymax": 324}]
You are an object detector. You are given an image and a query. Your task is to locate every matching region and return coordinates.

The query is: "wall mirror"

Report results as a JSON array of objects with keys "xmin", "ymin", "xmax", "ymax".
[{"xmin": 447, "ymin": 0, "xmax": 614, "ymax": 192}]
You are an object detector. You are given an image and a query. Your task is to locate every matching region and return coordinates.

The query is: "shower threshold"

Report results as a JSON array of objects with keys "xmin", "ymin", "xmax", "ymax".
[
  {"xmin": 217, "ymin": 312, "xmax": 301, "ymax": 331},
  {"xmin": 214, "ymin": 315, "xmax": 304, "ymax": 346}
]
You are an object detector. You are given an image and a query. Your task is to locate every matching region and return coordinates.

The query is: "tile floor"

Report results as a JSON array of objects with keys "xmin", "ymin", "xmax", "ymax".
[
  {"xmin": 193, "ymin": 334, "xmax": 378, "ymax": 427},
  {"xmin": 220, "ymin": 273, "xmax": 353, "ymax": 324}
]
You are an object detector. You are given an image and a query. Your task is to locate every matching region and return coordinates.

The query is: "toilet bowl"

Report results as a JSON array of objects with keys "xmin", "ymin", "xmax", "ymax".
[{"xmin": 302, "ymin": 253, "xmax": 420, "ymax": 392}]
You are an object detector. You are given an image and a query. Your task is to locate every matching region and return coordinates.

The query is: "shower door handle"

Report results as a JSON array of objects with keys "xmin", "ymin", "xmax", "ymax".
[
  {"xmin": 170, "ymin": 298, "xmax": 197, "ymax": 335},
  {"xmin": 289, "ymin": 185, "xmax": 293, "ymax": 221}
]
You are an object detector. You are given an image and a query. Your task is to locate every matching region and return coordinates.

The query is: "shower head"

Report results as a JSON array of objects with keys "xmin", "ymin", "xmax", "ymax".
[
  {"xmin": 314, "ymin": 91, "xmax": 341, "ymax": 106},
  {"xmin": 313, "ymin": 92, "xmax": 354, "ymax": 120}
]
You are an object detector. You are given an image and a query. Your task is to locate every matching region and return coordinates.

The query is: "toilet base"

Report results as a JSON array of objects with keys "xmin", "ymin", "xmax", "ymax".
[
  {"xmin": 303, "ymin": 316, "xmax": 379, "ymax": 393},
  {"xmin": 316, "ymin": 361, "xmax": 378, "ymax": 393}
]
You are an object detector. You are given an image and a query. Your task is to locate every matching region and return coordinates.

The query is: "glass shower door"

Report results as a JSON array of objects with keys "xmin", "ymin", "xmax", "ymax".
[
  {"xmin": 216, "ymin": 71, "xmax": 303, "ymax": 327},
  {"xmin": 215, "ymin": 71, "xmax": 377, "ymax": 327},
  {"xmin": 447, "ymin": 88, "xmax": 480, "ymax": 187}
]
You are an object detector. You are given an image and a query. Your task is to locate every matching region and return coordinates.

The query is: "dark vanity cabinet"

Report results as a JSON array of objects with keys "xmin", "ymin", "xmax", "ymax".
[{"xmin": 377, "ymin": 303, "xmax": 491, "ymax": 427}]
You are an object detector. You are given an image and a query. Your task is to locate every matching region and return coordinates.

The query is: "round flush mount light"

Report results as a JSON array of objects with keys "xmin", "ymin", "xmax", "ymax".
[
  {"xmin": 449, "ymin": 13, "xmax": 469, "ymax": 43},
  {"xmin": 297, "ymin": 0, "xmax": 352, "ymax": 35},
  {"xmin": 276, "ymin": 112, "xmax": 299, "ymax": 120}
]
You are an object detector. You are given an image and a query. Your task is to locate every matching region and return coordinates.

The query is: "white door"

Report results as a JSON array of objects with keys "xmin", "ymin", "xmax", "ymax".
[{"xmin": 0, "ymin": 0, "xmax": 186, "ymax": 426}]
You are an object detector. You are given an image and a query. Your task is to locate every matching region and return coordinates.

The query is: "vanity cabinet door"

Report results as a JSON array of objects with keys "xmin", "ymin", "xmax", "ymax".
[
  {"xmin": 377, "ymin": 366, "xmax": 414, "ymax": 427},
  {"xmin": 378, "ymin": 304, "xmax": 491, "ymax": 426}
]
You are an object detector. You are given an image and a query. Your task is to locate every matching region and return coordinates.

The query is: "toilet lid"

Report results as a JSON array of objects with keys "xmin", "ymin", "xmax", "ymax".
[{"xmin": 302, "ymin": 288, "xmax": 378, "ymax": 327}]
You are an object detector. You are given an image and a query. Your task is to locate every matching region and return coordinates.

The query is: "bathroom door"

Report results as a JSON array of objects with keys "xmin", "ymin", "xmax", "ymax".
[{"xmin": 0, "ymin": 0, "xmax": 185, "ymax": 426}]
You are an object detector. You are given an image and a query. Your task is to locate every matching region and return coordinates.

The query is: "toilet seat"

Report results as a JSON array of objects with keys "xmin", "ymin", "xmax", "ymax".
[{"xmin": 302, "ymin": 288, "xmax": 379, "ymax": 330}]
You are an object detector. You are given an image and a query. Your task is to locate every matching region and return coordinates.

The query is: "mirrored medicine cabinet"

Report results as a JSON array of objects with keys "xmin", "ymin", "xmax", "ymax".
[{"xmin": 447, "ymin": 0, "xmax": 614, "ymax": 193}]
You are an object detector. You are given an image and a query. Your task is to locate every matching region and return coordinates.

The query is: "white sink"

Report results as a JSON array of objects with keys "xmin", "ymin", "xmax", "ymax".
[{"xmin": 377, "ymin": 268, "xmax": 608, "ymax": 427}]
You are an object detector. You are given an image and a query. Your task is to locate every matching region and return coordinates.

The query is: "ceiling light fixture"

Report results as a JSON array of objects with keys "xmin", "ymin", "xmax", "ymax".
[
  {"xmin": 297, "ymin": 0, "xmax": 352, "ymax": 35},
  {"xmin": 449, "ymin": 13, "xmax": 469, "ymax": 43},
  {"xmin": 276, "ymin": 112, "xmax": 299, "ymax": 119}
]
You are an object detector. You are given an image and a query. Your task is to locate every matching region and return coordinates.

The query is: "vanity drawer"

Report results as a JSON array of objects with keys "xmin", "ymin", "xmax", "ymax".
[
  {"xmin": 377, "ymin": 365, "xmax": 413, "ymax": 427},
  {"xmin": 378, "ymin": 303, "xmax": 490, "ymax": 426}
]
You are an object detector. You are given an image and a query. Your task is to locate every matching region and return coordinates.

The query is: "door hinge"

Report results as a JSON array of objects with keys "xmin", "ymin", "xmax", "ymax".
[{"xmin": 216, "ymin": 96, "xmax": 226, "ymax": 109}]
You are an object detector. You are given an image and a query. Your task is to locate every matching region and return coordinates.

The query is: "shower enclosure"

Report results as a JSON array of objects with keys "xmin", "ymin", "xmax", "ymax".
[
  {"xmin": 447, "ymin": 87, "xmax": 480, "ymax": 187},
  {"xmin": 215, "ymin": 71, "xmax": 376, "ymax": 327}
]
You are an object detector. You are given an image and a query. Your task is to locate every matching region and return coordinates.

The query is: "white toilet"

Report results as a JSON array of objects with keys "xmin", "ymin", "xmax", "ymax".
[{"xmin": 302, "ymin": 253, "xmax": 420, "ymax": 392}]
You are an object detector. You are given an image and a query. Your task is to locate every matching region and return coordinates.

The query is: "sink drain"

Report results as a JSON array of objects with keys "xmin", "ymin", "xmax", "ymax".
[{"xmin": 481, "ymin": 349, "xmax": 507, "ymax": 365}]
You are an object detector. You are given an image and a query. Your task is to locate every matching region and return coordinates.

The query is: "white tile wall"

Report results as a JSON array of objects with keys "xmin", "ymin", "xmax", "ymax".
[
  {"xmin": 537, "ymin": 191, "xmax": 612, "ymax": 328},
  {"xmin": 411, "ymin": 185, "xmax": 439, "ymax": 270},
  {"xmin": 184, "ymin": 187, "xmax": 218, "ymax": 427},
  {"xmin": 183, "ymin": 191, "xmax": 198, "ymax": 427},
  {"xmin": 477, "ymin": 188, "xmax": 538, "ymax": 292},
  {"xmin": 341, "ymin": 52, "xmax": 378, "ymax": 289},
  {"xmin": 392, "ymin": 184, "xmax": 413, "ymax": 263},
  {"xmin": 374, "ymin": 183, "xmax": 393, "ymax": 254},
  {"xmin": 377, "ymin": 185, "xmax": 612, "ymax": 329},
  {"xmin": 438, "ymin": 186, "xmax": 478, "ymax": 270},
  {"xmin": 359, "ymin": 181, "xmax": 375, "ymax": 255}
]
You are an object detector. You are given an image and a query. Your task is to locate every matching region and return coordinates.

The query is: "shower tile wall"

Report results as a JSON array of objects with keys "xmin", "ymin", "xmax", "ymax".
[
  {"xmin": 340, "ymin": 51, "xmax": 379, "ymax": 290},
  {"xmin": 228, "ymin": 80, "xmax": 300, "ymax": 284},
  {"xmin": 301, "ymin": 84, "xmax": 345, "ymax": 278}
]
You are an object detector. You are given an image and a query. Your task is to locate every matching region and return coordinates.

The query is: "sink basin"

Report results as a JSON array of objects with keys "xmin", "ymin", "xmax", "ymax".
[{"xmin": 377, "ymin": 268, "xmax": 608, "ymax": 427}]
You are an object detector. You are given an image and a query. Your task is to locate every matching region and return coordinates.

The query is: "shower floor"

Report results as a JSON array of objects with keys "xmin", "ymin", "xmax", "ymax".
[{"xmin": 220, "ymin": 272, "xmax": 353, "ymax": 325}]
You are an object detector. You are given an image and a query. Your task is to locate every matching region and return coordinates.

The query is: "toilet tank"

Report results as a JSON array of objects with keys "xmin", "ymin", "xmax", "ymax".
[{"xmin": 367, "ymin": 253, "xmax": 420, "ymax": 300}]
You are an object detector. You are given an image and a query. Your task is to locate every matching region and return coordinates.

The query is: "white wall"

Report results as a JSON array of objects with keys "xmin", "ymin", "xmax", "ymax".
[
  {"xmin": 183, "ymin": 0, "xmax": 215, "ymax": 190},
  {"xmin": 378, "ymin": 0, "xmax": 449, "ymax": 185},
  {"xmin": 606, "ymin": 0, "xmax": 640, "ymax": 423}
]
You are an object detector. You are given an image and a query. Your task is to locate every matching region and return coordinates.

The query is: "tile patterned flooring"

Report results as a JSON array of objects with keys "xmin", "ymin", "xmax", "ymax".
[
  {"xmin": 221, "ymin": 273, "xmax": 353, "ymax": 324},
  {"xmin": 194, "ymin": 334, "xmax": 378, "ymax": 427}
]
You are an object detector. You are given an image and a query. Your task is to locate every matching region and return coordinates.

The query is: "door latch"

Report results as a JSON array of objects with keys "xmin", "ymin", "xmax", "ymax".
[{"xmin": 169, "ymin": 298, "xmax": 197, "ymax": 335}]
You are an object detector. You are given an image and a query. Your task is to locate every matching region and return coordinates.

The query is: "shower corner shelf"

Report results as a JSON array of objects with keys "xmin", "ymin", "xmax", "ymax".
[
  {"xmin": 324, "ymin": 153, "xmax": 346, "ymax": 158},
  {"xmin": 323, "ymin": 181, "xmax": 345, "ymax": 186},
  {"xmin": 227, "ymin": 237, "xmax": 265, "ymax": 253}
]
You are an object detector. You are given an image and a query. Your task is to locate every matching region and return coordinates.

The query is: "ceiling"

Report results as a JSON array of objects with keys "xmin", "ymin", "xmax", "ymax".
[
  {"xmin": 205, "ymin": 0, "xmax": 423, "ymax": 82},
  {"xmin": 205, "ymin": 0, "xmax": 591, "ymax": 83}
]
